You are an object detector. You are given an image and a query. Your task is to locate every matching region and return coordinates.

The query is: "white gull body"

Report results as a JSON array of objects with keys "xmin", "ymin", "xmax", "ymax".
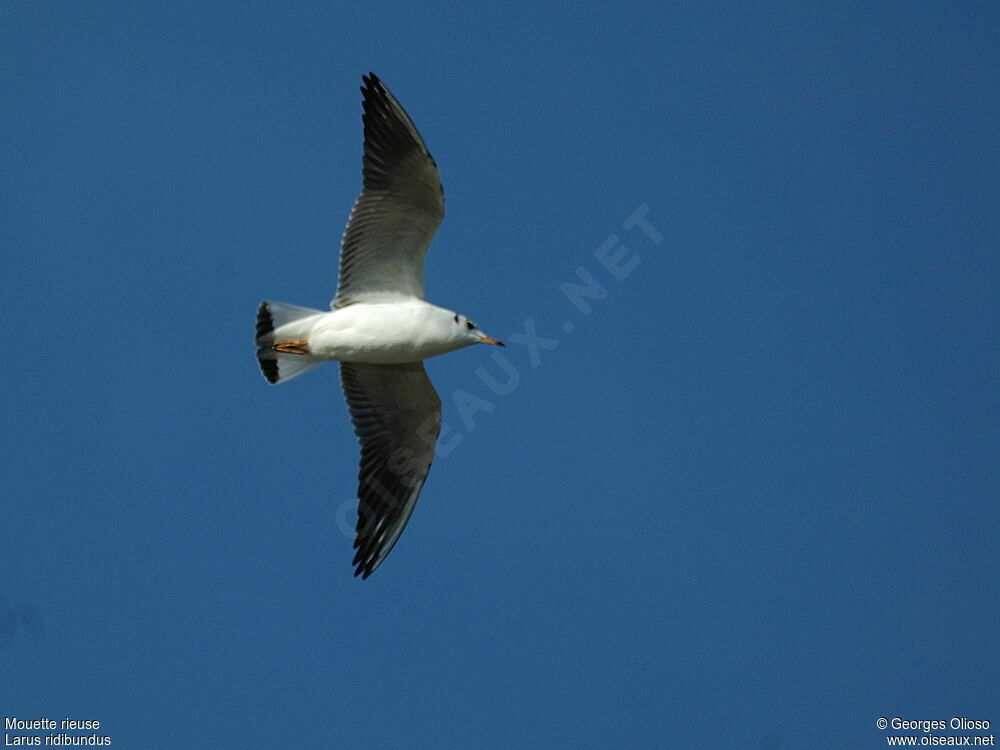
[
  {"xmin": 254, "ymin": 73, "xmax": 503, "ymax": 578},
  {"xmin": 269, "ymin": 300, "xmax": 493, "ymax": 365}
]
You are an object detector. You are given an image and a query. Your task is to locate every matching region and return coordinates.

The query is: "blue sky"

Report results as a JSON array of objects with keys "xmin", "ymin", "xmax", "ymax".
[{"xmin": 2, "ymin": 2, "xmax": 998, "ymax": 748}]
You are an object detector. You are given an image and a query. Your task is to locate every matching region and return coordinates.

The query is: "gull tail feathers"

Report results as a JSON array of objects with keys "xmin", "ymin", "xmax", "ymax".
[
  {"xmin": 255, "ymin": 301, "xmax": 325, "ymax": 385},
  {"xmin": 255, "ymin": 301, "xmax": 323, "ymax": 345}
]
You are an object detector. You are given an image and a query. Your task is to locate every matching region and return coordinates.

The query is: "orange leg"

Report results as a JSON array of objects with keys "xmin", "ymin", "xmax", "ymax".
[{"xmin": 273, "ymin": 339, "xmax": 311, "ymax": 355}]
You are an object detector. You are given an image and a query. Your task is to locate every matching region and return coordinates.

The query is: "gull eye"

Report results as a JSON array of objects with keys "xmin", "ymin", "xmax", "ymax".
[
  {"xmin": 466, "ymin": 320, "xmax": 475, "ymax": 330},
  {"xmin": 453, "ymin": 314, "xmax": 459, "ymax": 323}
]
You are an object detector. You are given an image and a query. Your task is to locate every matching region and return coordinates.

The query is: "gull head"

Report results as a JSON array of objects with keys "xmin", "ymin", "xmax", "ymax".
[{"xmin": 450, "ymin": 311, "xmax": 504, "ymax": 348}]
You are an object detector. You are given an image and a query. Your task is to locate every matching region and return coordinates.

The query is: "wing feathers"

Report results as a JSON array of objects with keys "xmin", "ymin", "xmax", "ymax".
[
  {"xmin": 332, "ymin": 74, "xmax": 445, "ymax": 308},
  {"xmin": 340, "ymin": 361, "xmax": 442, "ymax": 578}
]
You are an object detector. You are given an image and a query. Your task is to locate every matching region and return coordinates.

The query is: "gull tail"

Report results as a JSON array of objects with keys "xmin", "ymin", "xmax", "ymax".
[{"xmin": 255, "ymin": 301, "xmax": 325, "ymax": 385}]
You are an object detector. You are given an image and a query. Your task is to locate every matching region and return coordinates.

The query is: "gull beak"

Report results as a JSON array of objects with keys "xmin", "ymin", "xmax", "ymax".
[{"xmin": 479, "ymin": 335, "xmax": 505, "ymax": 347}]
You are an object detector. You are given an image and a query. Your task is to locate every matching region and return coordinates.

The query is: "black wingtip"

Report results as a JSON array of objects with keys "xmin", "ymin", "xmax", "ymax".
[
  {"xmin": 255, "ymin": 301, "xmax": 274, "ymax": 343},
  {"xmin": 256, "ymin": 348, "xmax": 280, "ymax": 384},
  {"xmin": 361, "ymin": 72, "xmax": 381, "ymax": 93}
]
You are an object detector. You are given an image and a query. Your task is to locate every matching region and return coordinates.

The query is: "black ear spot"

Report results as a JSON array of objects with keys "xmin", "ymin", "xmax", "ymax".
[
  {"xmin": 466, "ymin": 320, "xmax": 475, "ymax": 330},
  {"xmin": 453, "ymin": 314, "xmax": 459, "ymax": 323}
]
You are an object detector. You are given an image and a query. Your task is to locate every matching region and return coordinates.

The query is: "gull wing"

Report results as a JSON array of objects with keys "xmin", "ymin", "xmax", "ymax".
[
  {"xmin": 332, "ymin": 74, "xmax": 445, "ymax": 308},
  {"xmin": 339, "ymin": 362, "xmax": 442, "ymax": 578}
]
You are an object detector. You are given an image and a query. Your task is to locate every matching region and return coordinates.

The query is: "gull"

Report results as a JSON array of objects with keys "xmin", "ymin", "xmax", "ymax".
[{"xmin": 254, "ymin": 73, "xmax": 504, "ymax": 579}]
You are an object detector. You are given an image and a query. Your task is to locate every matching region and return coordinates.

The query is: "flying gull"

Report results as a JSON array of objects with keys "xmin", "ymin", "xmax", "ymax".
[{"xmin": 255, "ymin": 73, "xmax": 504, "ymax": 578}]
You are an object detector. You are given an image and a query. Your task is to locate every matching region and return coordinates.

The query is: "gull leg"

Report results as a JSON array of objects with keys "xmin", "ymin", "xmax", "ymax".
[{"xmin": 273, "ymin": 339, "xmax": 311, "ymax": 355}]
